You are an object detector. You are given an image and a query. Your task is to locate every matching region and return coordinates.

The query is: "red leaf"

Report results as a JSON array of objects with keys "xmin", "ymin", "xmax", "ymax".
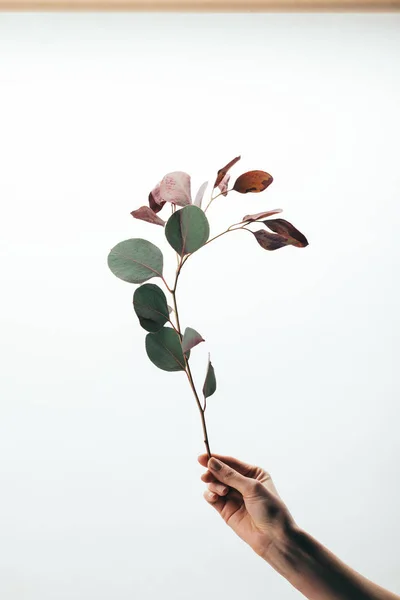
[
  {"xmin": 160, "ymin": 172, "xmax": 192, "ymax": 207},
  {"xmin": 214, "ymin": 156, "xmax": 241, "ymax": 188},
  {"xmin": 218, "ymin": 173, "xmax": 230, "ymax": 197},
  {"xmin": 263, "ymin": 218, "xmax": 308, "ymax": 248},
  {"xmin": 241, "ymin": 208, "xmax": 282, "ymax": 223},
  {"xmin": 131, "ymin": 206, "xmax": 165, "ymax": 227},
  {"xmin": 148, "ymin": 183, "xmax": 166, "ymax": 214},
  {"xmin": 233, "ymin": 170, "xmax": 273, "ymax": 194},
  {"xmin": 253, "ymin": 230, "xmax": 290, "ymax": 251}
]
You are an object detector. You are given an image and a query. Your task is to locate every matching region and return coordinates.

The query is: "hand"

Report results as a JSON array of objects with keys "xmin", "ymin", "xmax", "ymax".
[{"xmin": 198, "ymin": 453, "xmax": 297, "ymax": 560}]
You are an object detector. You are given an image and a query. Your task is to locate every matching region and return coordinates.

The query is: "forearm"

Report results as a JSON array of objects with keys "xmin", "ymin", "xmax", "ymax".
[{"xmin": 263, "ymin": 526, "xmax": 400, "ymax": 600}]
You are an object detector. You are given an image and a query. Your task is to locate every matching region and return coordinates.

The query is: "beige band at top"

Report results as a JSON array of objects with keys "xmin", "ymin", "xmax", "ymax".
[{"xmin": 0, "ymin": 0, "xmax": 399, "ymax": 10}]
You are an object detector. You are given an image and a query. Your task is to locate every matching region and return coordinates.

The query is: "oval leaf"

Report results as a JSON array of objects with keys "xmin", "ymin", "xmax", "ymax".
[
  {"xmin": 203, "ymin": 354, "xmax": 216, "ymax": 399},
  {"xmin": 160, "ymin": 172, "xmax": 192, "ymax": 207},
  {"xmin": 165, "ymin": 205, "xmax": 210, "ymax": 255},
  {"xmin": 194, "ymin": 181, "xmax": 208, "ymax": 208},
  {"xmin": 263, "ymin": 218, "xmax": 308, "ymax": 248},
  {"xmin": 133, "ymin": 283, "xmax": 169, "ymax": 332},
  {"xmin": 145, "ymin": 327, "xmax": 187, "ymax": 372},
  {"xmin": 242, "ymin": 209, "xmax": 282, "ymax": 223},
  {"xmin": 233, "ymin": 170, "xmax": 273, "ymax": 194},
  {"xmin": 253, "ymin": 230, "xmax": 290, "ymax": 251},
  {"xmin": 131, "ymin": 206, "xmax": 165, "ymax": 227},
  {"xmin": 182, "ymin": 327, "xmax": 205, "ymax": 354},
  {"xmin": 214, "ymin": 156, "xmax": 241, "ymax": 188},
  {"xmin": 148, "ymin": 183, "xmax": 166, "ymax": 214},
  {"xmin": 108, "ymin": 238, "xmax": 163, "ymax": 283}
]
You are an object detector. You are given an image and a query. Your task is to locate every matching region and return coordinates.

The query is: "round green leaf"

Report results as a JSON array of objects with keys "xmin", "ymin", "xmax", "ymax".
[
  {"xmin": 145, "ymin": 327, "xmax": 188, "ymax": 372},
  {"xmin": 133, "ymin": 283, "xmax": 169, "ymax": 333},
  {"xmin": 107, "ymin": 238, "xmax": 163, "ymax": 284},
  {"xmin": 165, "ymin": 205, "xmax": 210, "ymax": 255}
]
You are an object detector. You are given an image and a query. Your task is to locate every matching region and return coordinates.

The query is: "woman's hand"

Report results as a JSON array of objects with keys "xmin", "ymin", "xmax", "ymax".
[{"xmin": 198, "ymin": 453, "xmax": 296, "ymax": 560}]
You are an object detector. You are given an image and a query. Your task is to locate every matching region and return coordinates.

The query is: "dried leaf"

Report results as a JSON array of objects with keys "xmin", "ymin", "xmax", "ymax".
[
  {"xmin": 242, "ymin": 209, "xmax": 283, "ymax": 223},
  {"xmin": 263, "ymin": 218, "xmax": 308, "ymax": 248},
  {"xmin": 160, "ymin": 172, "xmax": 192, "ymax": 207},
  {"xmin": 233, "ymin": 170, "xmax": 273, "ymax": 194},
  {"xmin": 253, "ymin": 230, "xmax": 290, "ymax": 251},
  {"xmin": 203, "ymin": 354, "xmax": 216, "ymax": 399},
  {"xmin": 181, "ymin": 327, "xmax": 205, "ymax": 355},
  {"xmin": 131, "ymin": 206, "xmax": 165, "ymax": 227},
  {"xmin": 214, "ymin": 156, "xmax": 241, "ymax": 188},
  {"xmin": 148, "ymin": 183, "xmax": 166, "ymax": 214},
  {"xmin": 194, "ymin": 181, "xmax": 208, "ymax": 208},
  {"xmin": 218, "ymin": 173, "xmax": 230, "ymax": 197}
]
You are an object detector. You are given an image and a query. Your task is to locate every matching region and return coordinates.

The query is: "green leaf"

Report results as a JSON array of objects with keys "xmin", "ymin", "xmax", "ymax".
[
  {"xmin": 181, "ymin": 327, "xmax": 205, "ymax": 354},
  {"xmin": 145, "ymin": 327, "xmax": 187, "ymax": 372},
  {"xmin": 165, "ymin": 205, "xmax": 210, "ymax": 255},
  {"xmin": 107, "ymin": 238, "xmax": 163, "ymax": 284},
  {"xmin": 133, "ymin": 283, "xmax": 169, "ymax": 332},
  {"xmin": 203, "ymin": 354, "xmax": 216, "ymax": 398}
]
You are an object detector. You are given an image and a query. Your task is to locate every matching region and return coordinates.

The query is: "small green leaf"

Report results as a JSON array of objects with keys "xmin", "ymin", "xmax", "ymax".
[
  {"xmin": 145, "ymin": 327, "xmax": 187, "ymax": 372},
  {"xmin": 108, "ymin": 238, "xmax": 163, "ymax": 284},
  {"xmin": 182, "ymin": 327, "xmax": 205, "ymax": 354},
  {"xmin": 165, "ymin": 205, "xmax": 210, "ymax": 255},
  {"xmin": 203, "ymin": 354, "xmax": 216, "ymax": 399},
  {"xmin": 133, "ymin": 283, "xmax": 169, "ymax": 332}
]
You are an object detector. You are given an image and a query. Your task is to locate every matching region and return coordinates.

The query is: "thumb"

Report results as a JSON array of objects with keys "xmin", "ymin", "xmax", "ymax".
[{"xmin": 208, "ymin": 457, "xmax": 256, "ymax": 497}]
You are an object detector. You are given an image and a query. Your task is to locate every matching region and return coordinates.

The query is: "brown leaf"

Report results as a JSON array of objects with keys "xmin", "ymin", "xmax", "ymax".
[
  {"xmin": 148, "ymin": 183, "xmax": 166, "ymax": 214},
  {"xmin": 253, "ymin": 230, "xmax": 290, "ymax": 251},
  {"xmin": 214, "ymin": 156, "xmax": 241, "ymax": 188},
  {"xmin": 233, "ymin": 170, "xmax": 273, "ymax": 194},
  {"xmin": 131, "ymin": 206, "xmax": 165, "ymax": 227},
  {"xmin": 241, "ymin": 208, "xmax": 282, "ymax": 223},
  {"xmin": 263, "ymin": 218, "xmax": 308, "ymax": 248}
]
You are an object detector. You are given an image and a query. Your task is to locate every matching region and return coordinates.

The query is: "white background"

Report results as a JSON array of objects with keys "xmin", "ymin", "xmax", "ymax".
[{"xmin": 0, "ymin": 13, "xmax": 399, "ymax": 599}]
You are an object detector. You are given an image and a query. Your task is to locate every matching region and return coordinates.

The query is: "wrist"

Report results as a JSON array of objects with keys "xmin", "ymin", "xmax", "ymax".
[{"xmin": 262, "ymin": 523, "xmax": 307, "ymax": 582}]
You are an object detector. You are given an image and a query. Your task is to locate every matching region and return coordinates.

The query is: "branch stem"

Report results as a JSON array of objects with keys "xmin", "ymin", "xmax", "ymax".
[{"xmin": 170, "ymin": 256, "xmax": 212, "ymax": 458}]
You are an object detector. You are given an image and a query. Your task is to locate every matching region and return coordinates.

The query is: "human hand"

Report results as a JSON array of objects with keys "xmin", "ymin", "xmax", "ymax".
[{"xmin": 198, "ymin": 453, "xmax": 297, "ymax": 561}]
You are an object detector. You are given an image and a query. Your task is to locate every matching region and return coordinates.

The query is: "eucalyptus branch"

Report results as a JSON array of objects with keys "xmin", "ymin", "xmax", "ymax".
[{"xmin": 108, "ymin": 156, "xmax": 308, "ymax": 459}]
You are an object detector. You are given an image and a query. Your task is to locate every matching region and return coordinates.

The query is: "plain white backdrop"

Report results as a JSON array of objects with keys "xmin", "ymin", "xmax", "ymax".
[{"xmin": 0, "ymin": 12, "xmax": 399, "ymax": 599}]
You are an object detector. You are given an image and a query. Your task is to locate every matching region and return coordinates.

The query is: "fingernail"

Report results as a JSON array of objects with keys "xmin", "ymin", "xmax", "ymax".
[{"xmin": 208, "ymin": 457, "xmax": 222, "ymax": 471}]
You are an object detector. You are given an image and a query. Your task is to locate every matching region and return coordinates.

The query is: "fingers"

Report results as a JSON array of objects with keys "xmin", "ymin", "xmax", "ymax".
[
  {"xmin": 198, "ymin": 453, "xmax": 260, "ymax": 478},
  {"xmin": 206, "ymin": 457, "xmax": 256, "ymax": 497},
  {"xmin": 203, "ymin": 489, "xmax": 225, "ymax": 514},
  {"xmin": 207, "ymin": 481, "xmax": 229, "ymax": 496}
]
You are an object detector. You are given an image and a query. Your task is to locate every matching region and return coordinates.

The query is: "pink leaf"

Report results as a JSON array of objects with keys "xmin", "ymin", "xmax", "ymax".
[
  {"xmin": 131, "ymin": 206, "xmax": 165, "ymax": 227},
  {"xmin": 241, "ymin": 209, "xmax": 283, "ymax": 223},
  {"xmin": 148, "ymin": 183, "xmax": 166, "ymax": 214},
  {"xmin": 181, "ymin": 327, "xmax": 205, "ymax": 354},
  {"xmin": 160, "ymin": 172, "xmax": 192, "ymax": 207},
  {"xmin": 194, "ymin": 181, "xmax": 208, "ymax": 208},
  {"xmin": 218, "ymin": 173, "xmax": 230, "ymax": 197}
]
